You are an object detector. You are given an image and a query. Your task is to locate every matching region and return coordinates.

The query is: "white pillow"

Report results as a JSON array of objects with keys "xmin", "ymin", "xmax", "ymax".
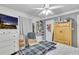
[{"xmin": 28, "ymin": 39, "xmax": 39, "ymax": 46}]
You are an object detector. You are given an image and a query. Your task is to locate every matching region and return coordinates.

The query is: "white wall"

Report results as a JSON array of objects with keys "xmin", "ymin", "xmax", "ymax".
[{"xmin": 22, "ymin": 17, "xmax": 32, "ymax": 34}]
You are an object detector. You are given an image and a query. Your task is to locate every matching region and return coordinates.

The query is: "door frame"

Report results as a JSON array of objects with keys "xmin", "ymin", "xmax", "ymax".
[{"xmin": 77, "ymin": 15, "xmax": 79, "ymax": 47}]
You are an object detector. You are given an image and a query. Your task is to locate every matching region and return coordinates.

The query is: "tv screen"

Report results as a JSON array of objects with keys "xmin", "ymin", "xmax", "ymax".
[{"xmin": 0, "ymin": 14, "xmax": 18, "ymax": 29}]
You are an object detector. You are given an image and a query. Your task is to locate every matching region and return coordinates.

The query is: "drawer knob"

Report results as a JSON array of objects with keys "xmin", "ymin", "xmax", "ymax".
[{"xmin": 60, "ymin": 31, "xmax": 62, "ymax": 33}]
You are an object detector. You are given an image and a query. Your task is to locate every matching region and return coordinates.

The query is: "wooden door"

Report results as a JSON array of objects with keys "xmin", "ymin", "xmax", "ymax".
[
  {"xmin": 63, "ymin": 26, "xmax": 72, "ymax": 46},
  {"xmin": 54, "ymin": 26, "xmax": 64, "ymax": 43}
]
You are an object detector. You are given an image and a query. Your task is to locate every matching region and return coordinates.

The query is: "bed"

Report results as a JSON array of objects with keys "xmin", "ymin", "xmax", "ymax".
[{"xmin": 18, "ymin": 40, "xmax": 56, "ymax": 55}]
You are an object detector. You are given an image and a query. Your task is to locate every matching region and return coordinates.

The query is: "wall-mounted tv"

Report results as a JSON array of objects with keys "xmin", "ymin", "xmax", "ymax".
[{"xmin": 0, "ymin": 14, "xmax": 18, "ymax": 29}]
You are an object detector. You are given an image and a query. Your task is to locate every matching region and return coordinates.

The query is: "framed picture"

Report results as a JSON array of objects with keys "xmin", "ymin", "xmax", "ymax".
[{"xmin": 0, "ymin": 14, "xmax": 18, "ymax": 29}]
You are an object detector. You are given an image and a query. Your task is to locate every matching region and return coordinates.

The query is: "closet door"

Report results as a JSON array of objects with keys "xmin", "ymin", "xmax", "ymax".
[
  {"xmin": 63, "ymin": 27, "xmax": 72, "ymax": 46},
  {"xmin": 54, "ymin": 26, "xmax": 64, "ymax": 43}
]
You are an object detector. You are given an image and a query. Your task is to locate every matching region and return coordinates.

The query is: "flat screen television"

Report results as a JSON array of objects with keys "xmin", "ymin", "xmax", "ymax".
[{"xmin": 0, "ymin": 14, "xmax": 18, "ymax": 29}]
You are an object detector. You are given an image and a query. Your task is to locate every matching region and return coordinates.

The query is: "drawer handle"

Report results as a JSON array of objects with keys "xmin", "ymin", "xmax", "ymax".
[{"xmin": 60, "ymin": 31, "xmax": 62, "ymax": 33}]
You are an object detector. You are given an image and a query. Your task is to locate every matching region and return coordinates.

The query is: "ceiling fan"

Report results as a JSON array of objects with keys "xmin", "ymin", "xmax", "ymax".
[{"xmin": 33, "ymin": 4, "xmax": 64, "ymax": 16}]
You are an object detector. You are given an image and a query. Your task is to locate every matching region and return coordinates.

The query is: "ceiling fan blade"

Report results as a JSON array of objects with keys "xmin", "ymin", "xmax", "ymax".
[
  {"xmin": 47, "ymin": 10, "xmax": 54, "ymax": 15},
  {"xmin": 39, "ymin": 12, "xmax": 42, "ymax": 15},
  {"xmin": 39, "ymin": 10, "xmax": 46, "ymax": 15},
  {"xmin": 49, "ymin": 6, "xmax": 64, "ymax": 9},
  {"xmin": 32, "ymin": 8, "xmax": 44, "ymax": 10},
  {"xmin": 48, "ymin": 11, "xmax": 54, "ymax": 15}
]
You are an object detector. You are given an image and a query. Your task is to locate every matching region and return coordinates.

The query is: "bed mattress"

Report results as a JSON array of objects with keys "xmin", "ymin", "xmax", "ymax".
[{"xmin": 19, "ymin": 41, "xmax": 56, "ymax": 55}]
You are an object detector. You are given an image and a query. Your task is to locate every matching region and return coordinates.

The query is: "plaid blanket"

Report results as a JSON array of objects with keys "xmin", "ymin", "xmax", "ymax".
[{"xmin": 19, "ymin": 41, "xmax": 56, "ymax": 55}]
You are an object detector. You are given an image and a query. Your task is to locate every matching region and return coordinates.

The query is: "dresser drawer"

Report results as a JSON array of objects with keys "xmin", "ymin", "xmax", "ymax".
[
  {"xmin": 0, "ymin": 40, "xmax": 10, "ymax": 47},
  {"xmin": 0, "ymin": 45, "xmax": 12, "ymax": 55}
]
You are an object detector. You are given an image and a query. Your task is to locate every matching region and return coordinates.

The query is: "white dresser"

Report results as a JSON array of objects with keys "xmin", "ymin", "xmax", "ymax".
[{"xmin": 0, "ymin": 30, "xmax": 19, "ymax": 55}]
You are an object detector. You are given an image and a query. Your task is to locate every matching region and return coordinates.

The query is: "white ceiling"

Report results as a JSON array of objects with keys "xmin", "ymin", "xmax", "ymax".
[{"xmin": 1, "ymin": 4, "xmax": 79, "ymax": 19}]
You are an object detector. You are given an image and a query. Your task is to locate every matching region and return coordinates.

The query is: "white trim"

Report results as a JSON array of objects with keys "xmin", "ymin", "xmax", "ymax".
[
  {"xmin": 77, "ymin": 15, "xmax": 79, "ymax": 47},
  {"xmin": 42, "ymin": 9, "xmax": 79, "ymax": 19}
]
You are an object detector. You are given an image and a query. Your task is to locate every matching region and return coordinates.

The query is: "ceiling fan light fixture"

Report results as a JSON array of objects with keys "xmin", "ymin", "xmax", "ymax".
[
  {"xmin": 33, "ymin": 4, "xmax": 63, "ymax": 16},
  {"xmin": 39, "ymin": 9, "xmax": 54, "ymax": 16},
  {"xmin": 46, "ymin": 10, "xmax": 51, "ymax": 15},
  {"xmin": 42, "ymin": 10, "xmax": 47, "ymax": 14}
]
